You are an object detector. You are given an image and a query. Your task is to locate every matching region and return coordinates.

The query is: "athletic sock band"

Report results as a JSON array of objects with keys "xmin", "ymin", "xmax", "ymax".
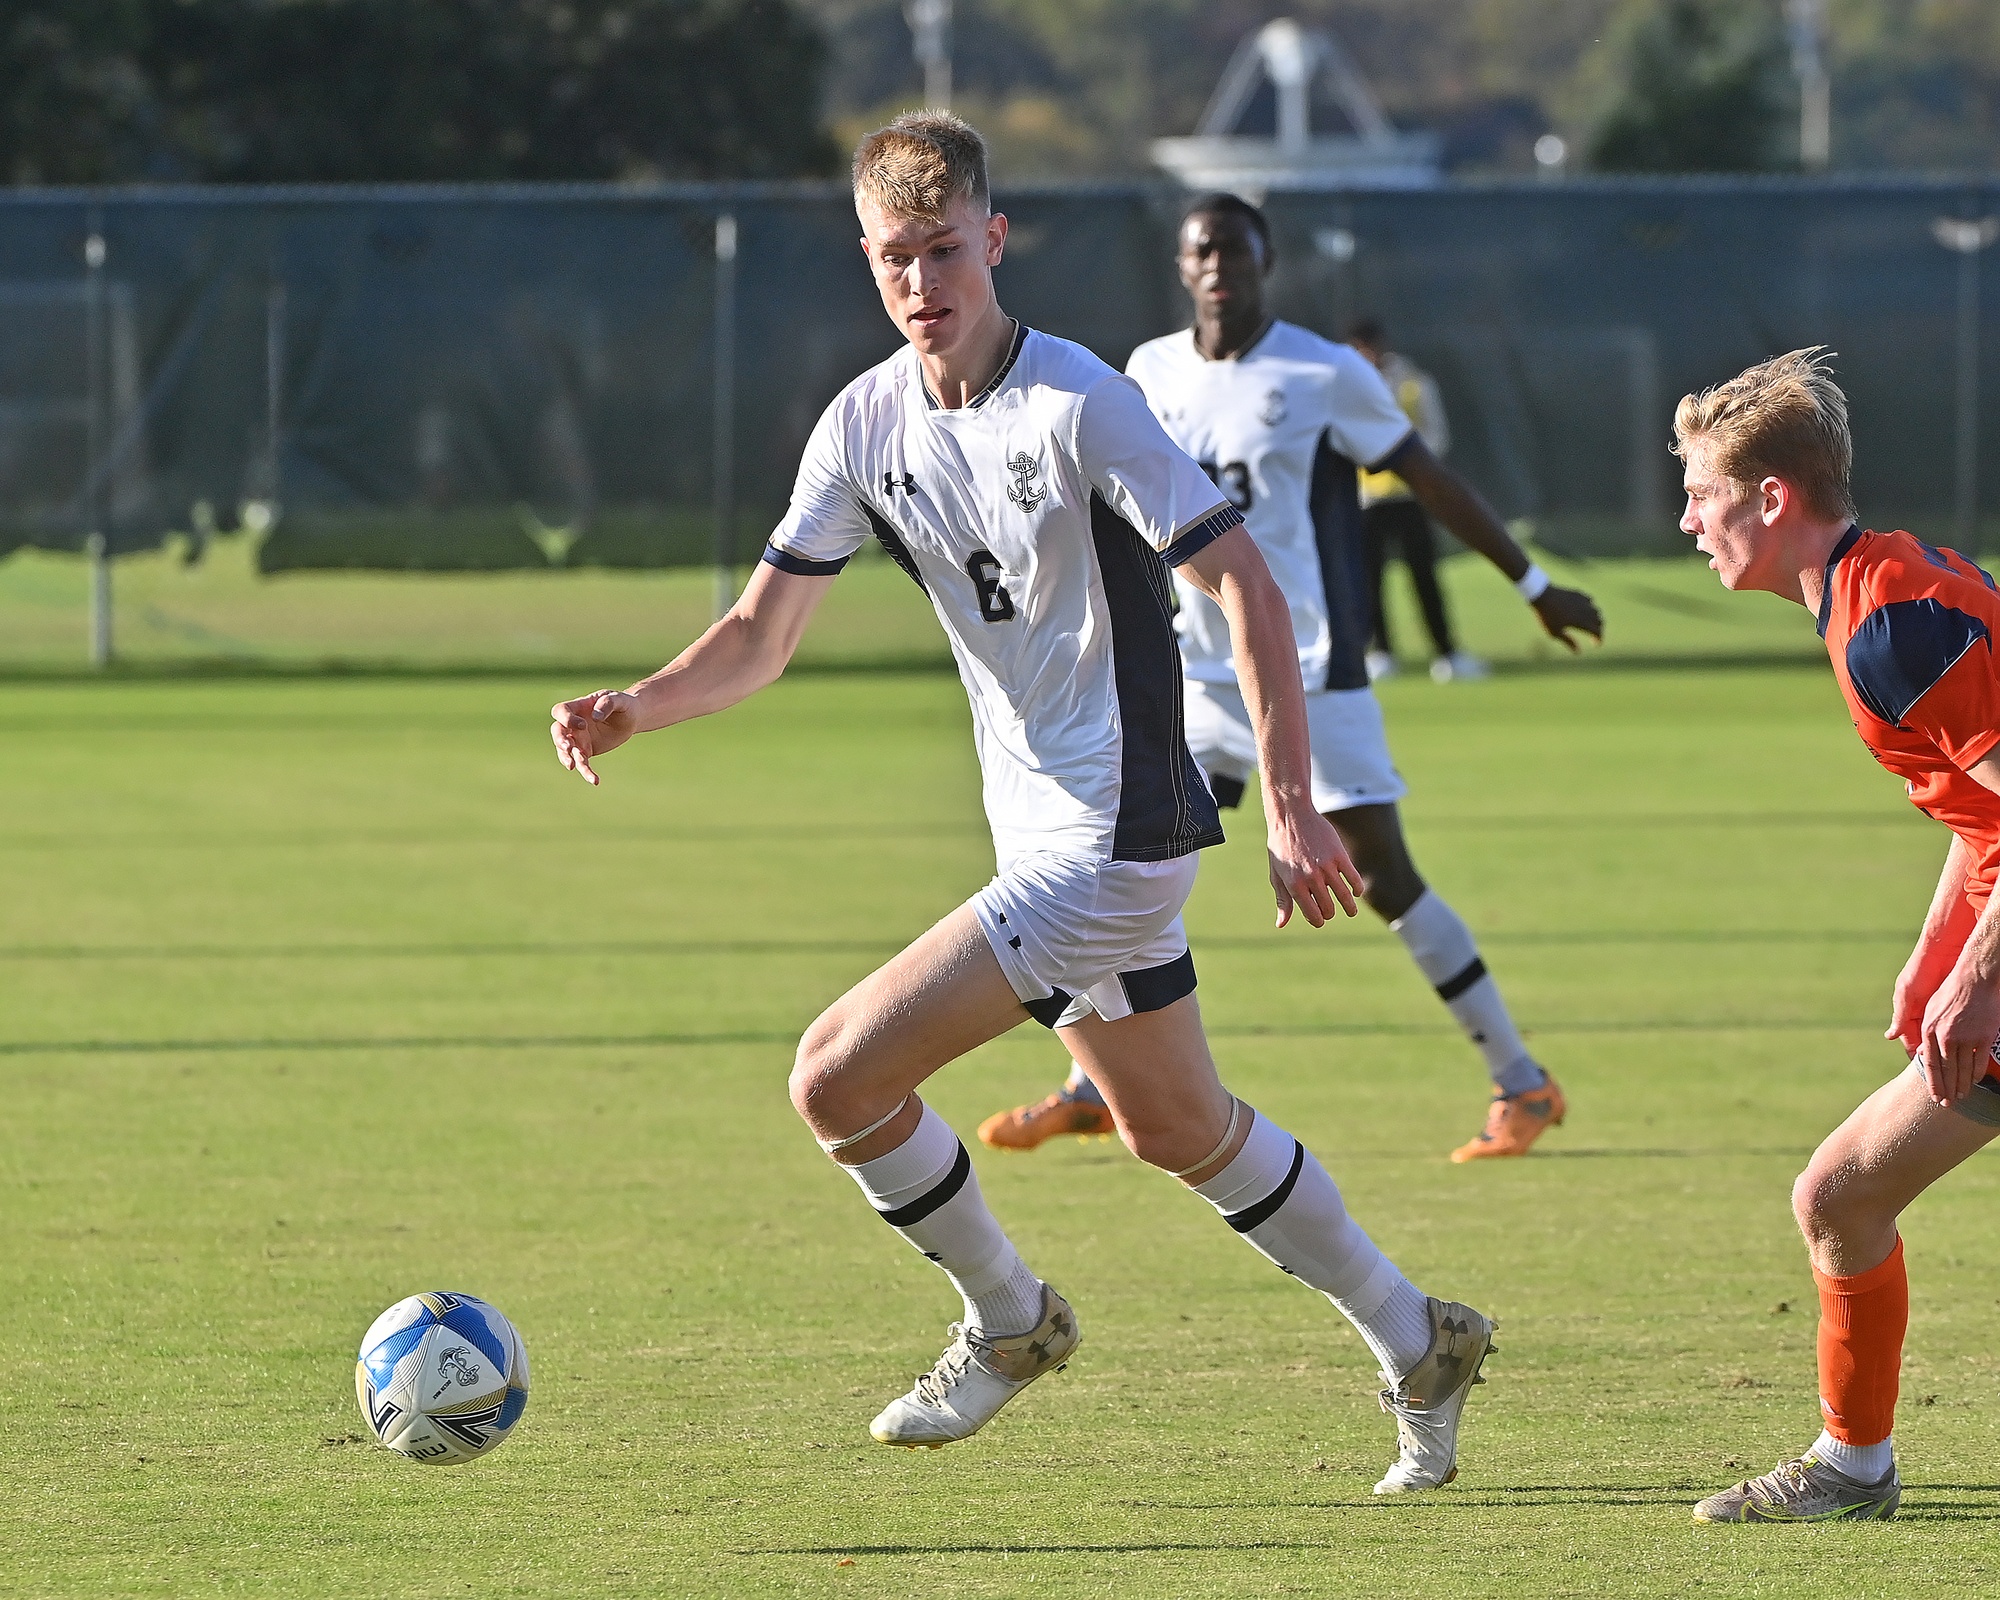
[
  {"xmin": 1390, "ymin": 889, "xmax": 1541, "ymax": 1092},
  {"xmin": 1192, "ymin": 1106, "xmax": 1432, "ymax": 1379},
  {"xmin": 844, "ymin": 1104, "xmax": 1040, "ymax": 1331}
]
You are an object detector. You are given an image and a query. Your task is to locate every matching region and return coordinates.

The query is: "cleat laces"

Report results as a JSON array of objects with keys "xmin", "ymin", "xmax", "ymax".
[{"xmin": 911, "ymin": 1326, "xmax": 985, "ymax": 1407}]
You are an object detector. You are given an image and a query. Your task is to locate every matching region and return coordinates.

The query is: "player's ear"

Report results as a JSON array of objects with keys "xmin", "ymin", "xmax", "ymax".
[
  {"xmin": 1758, "ymin": 475, "xmax": 1787, "ymax": 527},
  {"xmin": 986, "ymin": 211, "xmax": 1008, "ymax": 266}
]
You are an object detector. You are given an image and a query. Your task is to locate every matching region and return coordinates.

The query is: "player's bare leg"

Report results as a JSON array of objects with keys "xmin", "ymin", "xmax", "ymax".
[
  {"xmin": 1064, "ymin": 995, "xmax": 1496, "ymax": 1492},
  {"xmin": 788, "ymin": 905, "xmax": 1084, "ymax": 1447},
  {"xmin": 1695, "ymin": 1066, "xmax": 1999, "ymax": 1521}
]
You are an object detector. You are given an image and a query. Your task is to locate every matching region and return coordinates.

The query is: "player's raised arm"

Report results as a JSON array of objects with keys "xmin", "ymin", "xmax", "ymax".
[
  {"xmin": 549, "ymin": 561, "xmax": 832, "ymax": 786},
  {"xmin": 1385, "ymin": 436, "xmax": 1604, "ymax": 652},
  {"xmin": 1179, "ymin": 524, "xmax": 1363, "ymax": 927}
]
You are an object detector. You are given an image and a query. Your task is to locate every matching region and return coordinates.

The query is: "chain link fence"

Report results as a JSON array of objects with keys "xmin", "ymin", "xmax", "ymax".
[{"xmin": 1, "ymin": 174, "xmax": 1996, "ymax": 578}]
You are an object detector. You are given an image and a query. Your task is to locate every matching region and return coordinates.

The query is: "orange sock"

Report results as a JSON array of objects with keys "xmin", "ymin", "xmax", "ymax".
[{"xmin": 1814, "ymin": 1237, "xmax": 1908, "ymax": 1448}]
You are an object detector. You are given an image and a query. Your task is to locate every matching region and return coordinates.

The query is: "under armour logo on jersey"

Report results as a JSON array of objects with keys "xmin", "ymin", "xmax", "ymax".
[
  {"xmin": 1259, "ymin": 388, "xmax": 1287, "ymax": 426},
  {"xmin": 1004, "ymin": 451, "xmax": 1047, "ymax": 512},
  {"xmin": 882, "ymin": 471, "xmax": 918, "ymax": 495}
]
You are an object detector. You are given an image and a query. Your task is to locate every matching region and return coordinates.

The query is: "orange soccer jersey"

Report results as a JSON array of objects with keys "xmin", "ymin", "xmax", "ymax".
[{"xmin": 1820, "ymin": 526, "xmax": 2000, "ymax": 910}]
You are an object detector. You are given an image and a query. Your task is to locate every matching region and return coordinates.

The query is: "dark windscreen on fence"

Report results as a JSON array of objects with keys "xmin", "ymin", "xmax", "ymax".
[{"xmin": 0, "ymin": 174, "xmax": 1994, "ymax": 570}]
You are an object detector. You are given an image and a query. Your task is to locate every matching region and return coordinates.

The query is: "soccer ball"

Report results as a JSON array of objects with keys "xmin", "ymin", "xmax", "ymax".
[{"xmin": 355, "ymin": 1291, "xmax": 530, "ymax": 1464}]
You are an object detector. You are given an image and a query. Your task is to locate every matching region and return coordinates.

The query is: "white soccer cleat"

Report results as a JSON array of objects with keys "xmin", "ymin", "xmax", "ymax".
[
  {"xmin": 869, "ymin": 1285, "xmax": 1079, "ymax": 1448},
  {"xmin": 1372, "ymin": 1298, "xmax": 1496, "ymax": 1494},
  {"xmin": 1364, "ymin": 649, "xmax": 1399, "ymax": 682}
]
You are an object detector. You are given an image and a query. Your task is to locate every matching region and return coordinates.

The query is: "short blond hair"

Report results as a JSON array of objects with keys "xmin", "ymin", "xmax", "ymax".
[
  {"xmin": 1672, "ymin": 347, "xmax": 1855, "ymax": 522},
  {"xmin": 852, "ymin": 111, "xmax": 989, "ymax": 221}
]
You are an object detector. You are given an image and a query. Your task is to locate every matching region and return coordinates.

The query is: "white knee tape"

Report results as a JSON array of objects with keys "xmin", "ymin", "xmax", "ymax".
[
  {"xmin": 1170, "ymin": 1096, "xmax": 1243, "ymax": 1179},
  {"xmin": 817, "ymin": 1095, "xmax": 911, "ymax": 1153}
]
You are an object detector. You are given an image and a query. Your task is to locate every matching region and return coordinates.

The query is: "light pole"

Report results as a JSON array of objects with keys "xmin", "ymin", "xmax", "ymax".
[
  {"xmin": 83, "ymin": 221, "xmax": 110, "ymax": 668},
  {"xmin": 1784, "ymin": 0, "xmax": 1830, "ymax": 170},
  {"xmin": 1933, "ymin": 214, "xmax": 2000, "ymax": 553},
  {"xmin": 906, "ymin": 0, "xmax": 951, "ymax": 110},
  {"xmin": 711, "ymin": 213, "xmax": 738, "ymax": 621}
]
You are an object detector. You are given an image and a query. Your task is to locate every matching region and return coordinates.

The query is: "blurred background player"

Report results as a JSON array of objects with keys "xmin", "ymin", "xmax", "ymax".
[
  {"xmin": 979, "ymin": 192, "xmax": 1603, "ymax": 1164},
  {"xmin": 1345, "ymin": 315, "xmax": 1483, "ymax": 684},
  {"xmin": 1680, "ymin": 349, "xmax": 2000, "ymax": 1524},
  {"xmin": 553, "ymin": 116, "xmax": 1497, "ymax": 1493}
]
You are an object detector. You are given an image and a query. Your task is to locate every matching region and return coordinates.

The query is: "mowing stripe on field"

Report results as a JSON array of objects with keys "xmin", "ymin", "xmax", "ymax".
[
  {"xmin": 0, "ymin": 929, "xmax": 1914, "ymax": 961},
  {"xmin": 0, "ymin": 1017, "xmax": 1886, "ymax": 1056}
]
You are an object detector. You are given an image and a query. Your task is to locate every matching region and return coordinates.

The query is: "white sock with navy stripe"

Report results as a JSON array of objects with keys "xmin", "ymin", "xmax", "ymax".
[
  {"xmin": 1192, "ymin": 1107, "xmax": 1433, "ymax": 1380},
  {"xmin": 841, "ymin": 1103, "xmax": 1046, "ymax": 1336},
  {"xmin": 1390, "ymin": 888, "xmax": 1546, "ymax": 1097}
]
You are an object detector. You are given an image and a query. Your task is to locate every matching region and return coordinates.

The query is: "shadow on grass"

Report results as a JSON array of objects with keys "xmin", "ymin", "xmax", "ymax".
[
  {"xmin": 0, "ymin": 654, "xmax": 957, "ymax": 684},
  {"xmin": 0, "ymin": 1024, "xmax": 1874, "ymax": 1059},
  {"xmin": 0, "ymin": 650, "xmax": 1838, "ymax": 685},
  {"xmin": 741, "ymin": 1542, "xmax": 1344, "ymax": 1556},
  {"xmin": 0, "ymin": 927, "xmax": 1914, "ymax": 962}
]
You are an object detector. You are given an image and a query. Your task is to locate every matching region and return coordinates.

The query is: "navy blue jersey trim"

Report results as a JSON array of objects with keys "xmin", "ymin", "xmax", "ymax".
[
  {"xmin": 875, "ymin": 1141, "xmax": 971, "ymax": 1226},
  {"xmin": 1161, "ymin": 503, "xmax": 1244, "ymax": 567},
  {"xmin": 1365, "ymin": 428, "xmax": 1420, "ymax": 477},
  {"xmin": 861, "ymin": 506, "xmax": 929, "ymax": 594},
  {"xmin": 1025, "ymin": 988, "xmax": 1074, "ymax": 1029},
  {"xmin": 1309, "ymin": 432, "xmax": 1373, "ymax": 692},
  {"xmin": 922, "ymin": 321, "xmax": 1026, "ymax": 411},
  {"xmin": 1118, "ymin": 948, "xmax": 1197, "ymax": 1014},
  {"xmin": 1224, "ymin": 1139, "xmax": 1305, "ymax": 1233},
  {"xmin": 1817, "ymin": 524, "xmax": 1863, "ymax": 638},
  {"xmin": 761, "ymin": 543, "xmax": 849, "ymax": 578},
  {"xmin": 1206, "ymin": 771, "xmax": 1247, "ymax": 810},
  {"xmin": 1090, "ymin": 493, "xmax": 1227, "ymax": 862},
  {"xmin": 1844, "ymin": 597, "xmax": 1992, "ymax": 728},
  {"xmin": 1185, "ymin": 318, "xmax": 1277, "ymax": 363}
]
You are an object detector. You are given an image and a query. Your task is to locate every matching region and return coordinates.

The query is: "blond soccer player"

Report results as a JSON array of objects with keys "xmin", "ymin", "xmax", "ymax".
[
  {"xmin": 550, "ymin": 114, "xmax": 1497, "ymax": 1491},
  {"xmin": 1681, "ymin": 349, "xmax": 2000, "ymax": 1522}
]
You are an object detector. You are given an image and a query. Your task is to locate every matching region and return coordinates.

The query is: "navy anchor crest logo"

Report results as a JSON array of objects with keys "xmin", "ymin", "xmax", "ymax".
[{"xmin": 1005, "ymin": 451, "xmax": 1046, "ymax": 512}]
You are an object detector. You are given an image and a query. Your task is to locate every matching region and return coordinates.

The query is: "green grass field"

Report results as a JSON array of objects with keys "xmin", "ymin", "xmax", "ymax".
[
  {"xmin": 4, "ymin": 567, "xmax": 1999, "ymax": 1597},
  {"xmin": 0, "ymin": 526, "xmax": 1825, "ymax": 677}
]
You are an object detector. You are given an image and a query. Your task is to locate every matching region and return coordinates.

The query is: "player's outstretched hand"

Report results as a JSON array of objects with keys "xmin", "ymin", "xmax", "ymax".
[
  {"xmin": 1267, "ymin": 802, "xmax": 1363, "ymax": 929},
  {"xmin": 1532, "ymin": 585, "xmax": 1604, "ymax": 653},
  {"xmin": 549, "ymin": 690, "xmax": 641, "ymax": 787},
  {"xmin": 1914, "ymin": 964, "xmax": 2000, "ymax": 1106}
]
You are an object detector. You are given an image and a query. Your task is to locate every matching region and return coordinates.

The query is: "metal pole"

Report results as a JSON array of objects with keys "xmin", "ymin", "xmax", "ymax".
[
  {"xmin": 1935, "ymin": 216, "xmax": 2000, "ymax": 552},
  {"xmin": 265, "ymin": 277, "xmax": 286, "ymax": 512},
  {"xmin": 1957, "ymin": 242, "xmax": 1979, "ymax": 552},
  {"xmin": 906, "ymin": 0, "xmax": 952, "ymax": 109},
  {"xmin": 83, "ymin": 219, "xmax": 110, "ymax": 667},
  {"xmin": 1786, "ymin": 0, "xmax": 1831, "ymax": 170},
  {"xmin": 711, "ymin": 213, "xmax": 738, "ymax": 622}
]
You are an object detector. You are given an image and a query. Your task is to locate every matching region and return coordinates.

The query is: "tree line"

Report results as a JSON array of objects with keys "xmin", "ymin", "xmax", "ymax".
[{"xmin": 1, "ymin": 0, "xmax": 838, "ymax": 185}]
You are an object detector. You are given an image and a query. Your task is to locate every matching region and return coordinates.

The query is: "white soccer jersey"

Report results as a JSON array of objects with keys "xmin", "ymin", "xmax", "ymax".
[
  {"xmin": 1126, "ymin": 321, "xmax": 1415, "ymax": 692},
  {"xmin": 766, "ymin": 324, "xmax": 1240, "ymax": 865}
]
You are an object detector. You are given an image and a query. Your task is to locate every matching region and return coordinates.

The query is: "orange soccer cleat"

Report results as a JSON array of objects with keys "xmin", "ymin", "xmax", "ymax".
[
  {"xmin": 1449, "ymin": 1076, "xmax": 1566, "ymax": 1163},
  {"xmin": 977, "ymin": 1090, "xmax": 1115, "ymax": 1151}
]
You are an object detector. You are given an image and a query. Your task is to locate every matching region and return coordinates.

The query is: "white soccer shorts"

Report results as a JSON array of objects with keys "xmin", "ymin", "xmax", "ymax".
[
  {"xmin": 971, "ymin": 852, "xmax": 1200, "ymax": 1029},
  {"xmin": 1183, "ymin": 679, "xmax": 1407, "ymax": 814}
]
